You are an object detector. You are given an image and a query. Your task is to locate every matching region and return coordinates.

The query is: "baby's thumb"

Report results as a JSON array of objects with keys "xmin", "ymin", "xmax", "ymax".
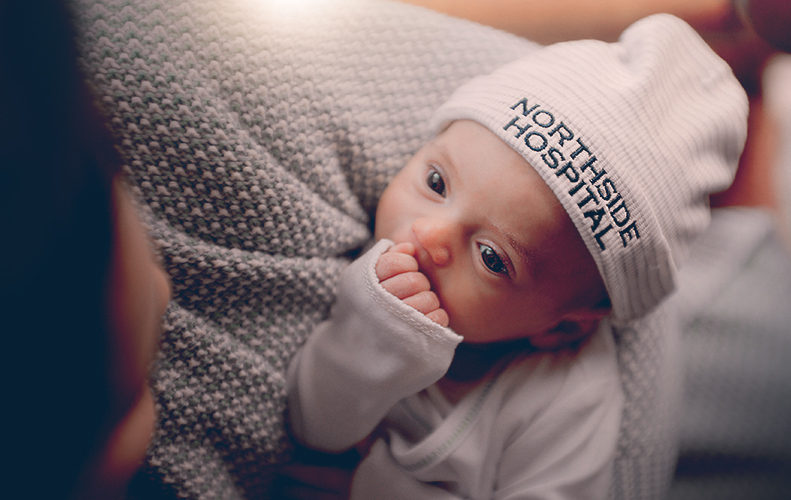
[{"xmin": 387, "ymin": 241, "xmax": 416, "ymax": 256}]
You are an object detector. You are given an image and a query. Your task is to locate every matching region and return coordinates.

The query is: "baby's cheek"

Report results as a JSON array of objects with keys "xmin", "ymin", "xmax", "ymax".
[{"xmin": 433, "ymin": 276, "xmax": 480, "ymax": 338}]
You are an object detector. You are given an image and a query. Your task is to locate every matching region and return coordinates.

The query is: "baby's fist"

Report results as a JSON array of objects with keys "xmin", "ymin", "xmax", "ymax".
[{"xmin": 375, "ymin": 242, "xmax": 449, "ymax": 327}]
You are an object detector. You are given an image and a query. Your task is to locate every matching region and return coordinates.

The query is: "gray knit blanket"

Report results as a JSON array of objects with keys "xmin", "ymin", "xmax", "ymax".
[{"xmin": 73, "ymin": 1, "xmax": 680, "ymax": 498}]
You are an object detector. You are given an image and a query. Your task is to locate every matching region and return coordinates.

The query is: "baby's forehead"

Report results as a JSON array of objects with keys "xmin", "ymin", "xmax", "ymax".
[{"xmin": 433, "ymin": 120, "xmax": 572, "ymax": 225}]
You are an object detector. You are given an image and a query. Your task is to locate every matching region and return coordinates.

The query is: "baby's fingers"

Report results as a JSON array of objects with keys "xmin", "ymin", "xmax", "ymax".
[
  {"xmin": 401, "ymin": 290, "xmax": 440, "ymax": 315},
  {"xmin": 426, "ymin": 308, "xmax": 450, "ymax": 328},
  {"xmin": 402, "ymin": 291, "xmax": 449, "ymax": 327},
  {"xmin": 404, "ymin": 292, "xmax": 450, "ymax": 326},
  {"xmin": 375, "ymin": 250, "xmax": 418, "ymax": 282},
  {"xmin": 379, "ymin": 271, "xmax": 430, "ymax": 300},
  {"xmin": 388, "ymin": 242, "xmax": 416, "ymax": 256}
]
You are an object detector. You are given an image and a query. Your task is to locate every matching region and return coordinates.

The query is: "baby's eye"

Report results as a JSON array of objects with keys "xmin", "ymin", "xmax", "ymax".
[
  {"xmin": 479, "ymin": 244, "xmax": 508, "ymax": 276},
  {"xmin": 426, "ymin": 168, "xmax": 446, "ymax": 197}
]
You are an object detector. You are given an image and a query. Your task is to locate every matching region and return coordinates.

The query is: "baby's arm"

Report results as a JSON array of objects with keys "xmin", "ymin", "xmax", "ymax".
[
  {"xmin": 375, "ymin": 242, "xmax": 448, "ymax": 327},
  {"xmin": 287, "ymin": 239, "xmax": 462, "ymax": 452}
]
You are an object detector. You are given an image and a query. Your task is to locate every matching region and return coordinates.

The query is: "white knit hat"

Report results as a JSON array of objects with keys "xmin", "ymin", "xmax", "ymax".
[{"xmin": 431, "ymin": 14, "xmax": 748, "ymax": 324}]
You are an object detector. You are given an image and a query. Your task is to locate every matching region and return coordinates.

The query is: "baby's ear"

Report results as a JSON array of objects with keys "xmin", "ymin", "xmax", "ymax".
[{"xmin": 530, "ymin": 303, "xmax": 610, "ymax": 351}]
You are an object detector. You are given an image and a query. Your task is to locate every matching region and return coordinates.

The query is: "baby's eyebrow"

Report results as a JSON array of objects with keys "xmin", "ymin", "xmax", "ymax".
[{"xmin": 491, "ymin": 220, "xmax": 532, "ymax": 275}]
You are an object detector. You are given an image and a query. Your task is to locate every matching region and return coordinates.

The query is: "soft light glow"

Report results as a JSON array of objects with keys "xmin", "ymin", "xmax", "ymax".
[
  {"xmin": 231, "ymin": 0, "xmax": 337, "ymax": 27},
  {"xmin": 265, "ymin": 0, "xmax": 332, "ymax": 8}
]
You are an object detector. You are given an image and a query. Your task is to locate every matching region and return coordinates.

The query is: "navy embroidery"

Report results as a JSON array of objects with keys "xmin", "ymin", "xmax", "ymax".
[{"xmin": 505, "ymin": 98, "xmax": 640, "ymax": 251}]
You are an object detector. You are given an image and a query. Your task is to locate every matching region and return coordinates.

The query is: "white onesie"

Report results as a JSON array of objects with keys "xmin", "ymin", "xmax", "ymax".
[{"xmin": 287, "ymin": 239, "xmax": 623, "ymax": 499}]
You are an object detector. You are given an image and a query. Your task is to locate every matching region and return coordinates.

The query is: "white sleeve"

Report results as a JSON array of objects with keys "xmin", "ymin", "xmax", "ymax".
[{"xmin": 286, "ymin": 238, "xmax": 463, "ymax": 452}]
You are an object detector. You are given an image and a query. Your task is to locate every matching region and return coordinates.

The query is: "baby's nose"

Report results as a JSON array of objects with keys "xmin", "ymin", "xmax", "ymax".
[{"xmin": 412, "ymin": 217, "xmax": 453, "ymax": 267}]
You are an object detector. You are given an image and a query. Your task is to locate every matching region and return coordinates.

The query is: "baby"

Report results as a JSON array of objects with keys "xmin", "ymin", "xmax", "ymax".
[{"xmin": 287, "ymin": 14, "xmax": 747, "ymax": 499}]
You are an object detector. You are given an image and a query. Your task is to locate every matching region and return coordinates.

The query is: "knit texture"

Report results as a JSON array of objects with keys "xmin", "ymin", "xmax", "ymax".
[
  {"xmin": 431, "ymin": 14, "xmax": 748, "ymax": 324},
  {"xmin": 72, "ymin": 1, "xmax": 691, "ymax": 498}
]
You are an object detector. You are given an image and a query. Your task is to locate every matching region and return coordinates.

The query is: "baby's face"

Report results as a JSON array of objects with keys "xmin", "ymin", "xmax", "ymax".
[{"xmin": 375, "ymin": 120, "xmax": 606, "ymax": 345}]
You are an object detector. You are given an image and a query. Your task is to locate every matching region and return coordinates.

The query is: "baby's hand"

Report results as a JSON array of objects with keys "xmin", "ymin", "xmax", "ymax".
[{"xmin": 375, "ymin": 242, "xmax": 449, "ymax": 327}]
